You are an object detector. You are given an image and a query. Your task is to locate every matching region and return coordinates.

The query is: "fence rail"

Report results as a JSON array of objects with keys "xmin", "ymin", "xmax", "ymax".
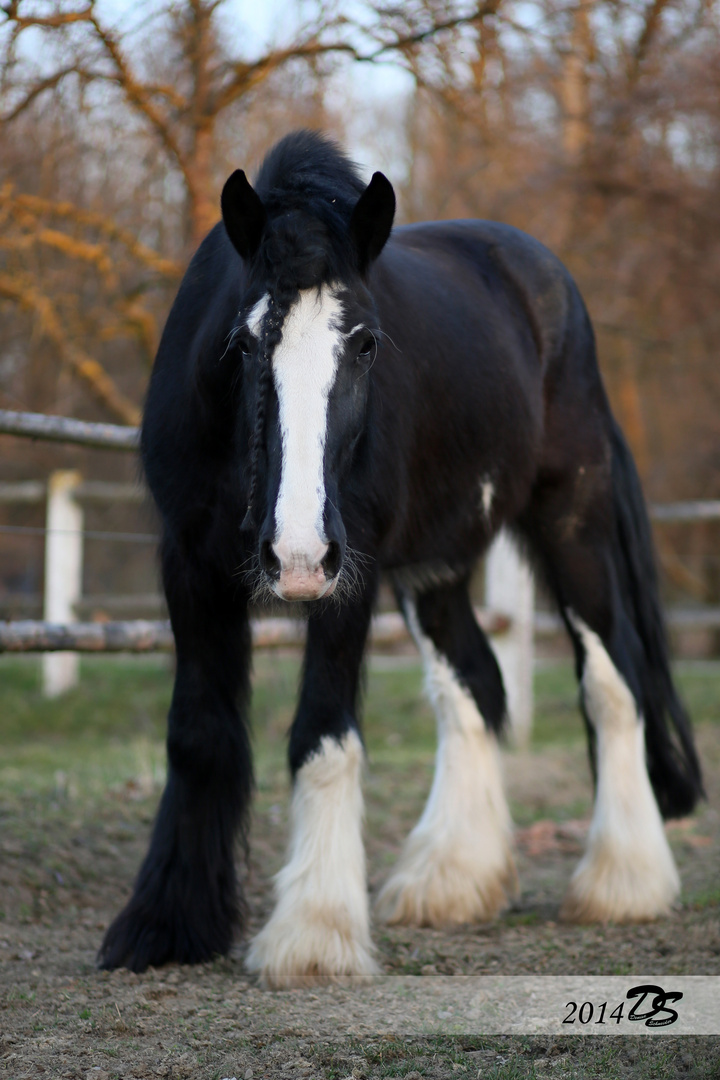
[
  {"xmin": 650, "ymin": 501, "xmax": 720, "ymax": 522},
  {"xmin": 0, "ymin": 619, "xmax": 173, "ymax": 653},
  {"xmin": 4, "ymin": 477, "xmax": 720, "ymax": 523},
  {"xmin": 0, "ymin": 409, "xmax": 139, "ymax": 450},
  {"xmin": 0, "ymin": 610, "xmax": 511, "ymax": 655},
  {"xmin": 0, "ymin": 479, "xmax": 144, "ymax": 505}
]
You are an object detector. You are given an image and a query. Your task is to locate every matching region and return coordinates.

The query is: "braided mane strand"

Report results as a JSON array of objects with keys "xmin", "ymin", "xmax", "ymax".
[{"xmin": 240, "ymin": 131, "xmax": 365, "ymax": 531}]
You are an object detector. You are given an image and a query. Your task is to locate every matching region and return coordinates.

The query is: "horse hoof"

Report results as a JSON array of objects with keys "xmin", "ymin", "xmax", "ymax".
[
  {"xmin": 375, "ymin": 842, "xmax": 518, "ymax": 928},
  {"xmin": 98, "ymin": 899, "xmax": 235, "ymax": 971},
  {"xmin": 560, "ymin": 842, "xmax": 680, "ymax": 924},
  {"xmin": 245, "ymin": 914, "xmax": 379, "ymax": 988}
]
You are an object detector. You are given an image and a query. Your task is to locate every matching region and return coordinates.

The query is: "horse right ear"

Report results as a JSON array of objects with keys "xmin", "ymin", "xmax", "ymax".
[{"xmin": 221, "ymin": 170, "xmax": 267, "ymax": 260}]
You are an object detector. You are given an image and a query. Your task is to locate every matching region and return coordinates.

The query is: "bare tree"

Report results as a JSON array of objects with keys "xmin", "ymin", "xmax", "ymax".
[
  {"xmin": 0, "ymin": 0, "xmax": 500, "ymax": 422},
  {"xmin": 1, "ymin": 0, "xmax": 500, "ymax": 244},
  {"xmin": 396, "ymin": 0, "xmax": 720, "ymax": 604}
]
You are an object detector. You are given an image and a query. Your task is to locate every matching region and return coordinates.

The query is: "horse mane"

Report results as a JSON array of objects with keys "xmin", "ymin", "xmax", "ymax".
[{"xmin": 251, "ymin": 130, "xmax": 366, "ymax": 290}]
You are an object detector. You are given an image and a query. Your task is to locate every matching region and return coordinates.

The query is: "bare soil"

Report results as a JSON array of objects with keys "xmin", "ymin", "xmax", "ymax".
[{"xmin": 1, "ymin": 727, "xmax": 719, "ymax": 1079}]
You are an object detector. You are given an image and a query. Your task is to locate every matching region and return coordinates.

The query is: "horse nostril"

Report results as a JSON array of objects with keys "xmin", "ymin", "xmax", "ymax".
[
  {"xmin": 322, "ymin": 540, "xmax": 342, "ymax": 579},
  {"xmin": 260, "ymin": 540, "xmax": 281, "ymax": 580}
]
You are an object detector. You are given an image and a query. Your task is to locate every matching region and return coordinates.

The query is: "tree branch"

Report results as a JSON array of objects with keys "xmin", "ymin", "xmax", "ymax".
[
  {"xmin": 1, "ymin": 65, "xmax": 94, "ymax": 122},
  {"xmin": 0, "ymin": 272, "xmax": 142, "ymax": 425},
  {"xmin": 2, "ymin": 188, "xmax": 181, "ymax": 278},
  {"xmin": 85, "ymin": 12, "xmax": 188, "ymax": 173},
  {"xmin": 0, "ymin": 2, "xmax": 94, "ymax": 30},
  {"xmin": 213, "ymin": 2, "xmax": 501, "ymax": 115},
  {"xmin": 628, "ymin": 0, "xmax": 673, "ymax": 84},
  {"xmin": 1, "ymin": 3, "xmax": 190, "ymax": 173}
]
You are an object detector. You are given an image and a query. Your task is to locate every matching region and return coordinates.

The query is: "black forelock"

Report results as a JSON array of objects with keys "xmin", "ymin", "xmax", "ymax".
[
  {"xmin": 251, "ymin": 130, "xmax": 366, "ymax": 289},
  {"xmin": 254, "ymin": 130, "xmax": 365, "ymax": 209}
]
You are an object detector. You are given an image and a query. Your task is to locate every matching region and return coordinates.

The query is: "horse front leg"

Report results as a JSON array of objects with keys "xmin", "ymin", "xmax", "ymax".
[
  {"xmin": 246, "ymin": 586, "xmax": 378, "ymax": 987},
  {"xmin": 99, "ymin": 540, "xmax": 253, "ymax": 971}
]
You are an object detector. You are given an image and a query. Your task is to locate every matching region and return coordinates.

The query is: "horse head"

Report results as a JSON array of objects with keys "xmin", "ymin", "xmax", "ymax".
[{"xmin": 220, "ymin": 136, "xmax": 395, "ymax": 602}]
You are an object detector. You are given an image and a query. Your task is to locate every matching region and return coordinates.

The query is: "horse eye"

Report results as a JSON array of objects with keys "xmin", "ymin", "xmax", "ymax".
[
  {"xmin": 357, "ymin": 336, "xmax": 374, "ymax": 358},
  {"xmin": 236, "ymin": 335, "xmax": 254, "ymax": 358}
]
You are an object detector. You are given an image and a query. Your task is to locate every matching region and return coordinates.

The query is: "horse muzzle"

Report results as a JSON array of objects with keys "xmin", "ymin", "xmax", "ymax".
[{"xmin": 260, "ymin": 536, "xmax": 343, "ymax": 602}]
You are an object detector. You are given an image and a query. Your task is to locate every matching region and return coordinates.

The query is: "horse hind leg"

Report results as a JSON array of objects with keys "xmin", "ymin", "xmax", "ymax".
[
  {"xmin": 521, "ymin": 421, "xmax": 702, "ymax": 923},
  {"xmin": 375, "ymin": 579, "xmax": 517, "ymax": 927},
  {"xmin": 561, "ymin": 609, "xmax": 681, "ymax": 922}
]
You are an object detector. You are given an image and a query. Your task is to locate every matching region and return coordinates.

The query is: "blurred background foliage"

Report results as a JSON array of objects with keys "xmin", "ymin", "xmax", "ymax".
[{"xmin": 0, "ymin": 0, "xmax": 719, "ymax": 639}]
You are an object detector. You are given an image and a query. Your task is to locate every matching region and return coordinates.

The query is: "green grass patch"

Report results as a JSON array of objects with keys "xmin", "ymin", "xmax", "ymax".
[
  {"xmin": 674, "ymin": 662, "xmax": 720, "ymax": 726},
  {"xmin": 685, "ymin": 884, "xmax": 720, "ymax": 911},
  {"xmin": 503, "ymin": 911, "xmax": 540, "ymax": 927},
  {"xmin": 0, "ymin": 654, "xmax": 172, "ymax": 744},
  {"xmin": 0, "ymin": 653, "xmax": 435, "ymax": 797},
  {"xmin": 531, "ymin": 661, "xmax": 582, "ymax": 746},
  {"xmin": 531, "ymin": 658, "xmax": 720, "ymax": 746},
  {"xmin": 0, "ymin": 654, "xmax": 717, "ymax": 803}
]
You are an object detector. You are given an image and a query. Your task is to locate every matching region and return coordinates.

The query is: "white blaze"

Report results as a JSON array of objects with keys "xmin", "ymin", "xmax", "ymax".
[{"xmin": 272, "ymin": 286, "xmax": 344, "ymax": 565}]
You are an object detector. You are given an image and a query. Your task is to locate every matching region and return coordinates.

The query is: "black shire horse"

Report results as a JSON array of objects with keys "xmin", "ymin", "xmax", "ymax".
[{"xmin": 100, "ymin": 130, "xmax": 703, "ymax": 983}]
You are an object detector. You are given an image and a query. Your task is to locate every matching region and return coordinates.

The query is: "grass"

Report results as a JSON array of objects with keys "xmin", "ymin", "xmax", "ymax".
[
  {"xmin": 1, "ymin": 651, "xmax": 716, "ymax": 879},
  {"xmin": 1, "ymin": 653, "xmax": 718, "ymax": 797},
  {"xmin": 314, "ymin": 1035, "xmax": 720, "ymax": 1080},
  {"xmin": 0, "ymin": 653, "xmax": 718, "ymax": 1080},
  {"xmin": 532, "ymin": 658, "xmax": 720, "ymax": 744}
]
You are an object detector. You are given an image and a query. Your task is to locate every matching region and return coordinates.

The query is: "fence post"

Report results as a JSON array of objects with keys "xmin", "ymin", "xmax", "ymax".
[
  {"xmin": 485, "ymin": 529, "xmax": 535, "ymax": 747},
  {"xmin": 42, "ymin": 471, "xmax": 83, "ymax": 697}
]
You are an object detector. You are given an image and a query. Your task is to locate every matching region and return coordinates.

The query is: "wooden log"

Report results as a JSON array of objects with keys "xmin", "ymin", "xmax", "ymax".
[
  {"xmin": 0, "ymin": 409, "xmax": 139, "ymax": 451},
  {"xmin": 649, "ymin": 501, "xmax": 720, "ymax": 523},
  {"xmin": 0, "ymin": 481, "xmax": 46, "ymax": 503},
  {"xmin": 0, "ymin": 609, "xmax": 511, "ymax": 654},
  {"xmin": 0, "ymin": 620, "xmax": 174, "ymax": 653}
]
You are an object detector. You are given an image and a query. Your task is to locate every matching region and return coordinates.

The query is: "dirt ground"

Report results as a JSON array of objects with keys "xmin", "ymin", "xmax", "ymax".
[{"xmin": 1, "ymin": 723, "xmax": 719, "ymax": 1078}]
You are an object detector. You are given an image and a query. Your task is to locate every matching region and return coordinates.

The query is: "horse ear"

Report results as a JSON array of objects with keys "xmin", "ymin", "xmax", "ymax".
[
  {"xmin": 221, "ymin": 170, "xmax": 267, "ymax": 260},
  {"xmin": 350, "ymin": 171, "xmax": 396, "ymax": 273}
]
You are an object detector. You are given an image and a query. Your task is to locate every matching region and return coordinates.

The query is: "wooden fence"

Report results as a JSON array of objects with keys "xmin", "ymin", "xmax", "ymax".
[{"xmin": 2, "ymin": 408, "xmax": 719, "ymax": 746}]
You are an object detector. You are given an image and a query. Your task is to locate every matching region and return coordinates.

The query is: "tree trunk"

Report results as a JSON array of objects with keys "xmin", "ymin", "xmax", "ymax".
[
  {"xmin": 187, "ymin": 124, "xmax": 217, "ymax": 248},
  {"xmin": 561, "ymin": 0, "xmax": 592, "ymax": 162}
]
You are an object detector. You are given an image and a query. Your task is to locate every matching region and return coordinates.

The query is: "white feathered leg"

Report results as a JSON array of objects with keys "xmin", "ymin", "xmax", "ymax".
[
  {"xmin": 246, "ymin": 729, "xmax": 378, "ymax": 987},
  {"xmin": 376, "ymin": 600, "xmax": 517, "ymax": 926},
  {"xmin": 561, "ymin": 614, "xmax": 679, "ymax": 923}
]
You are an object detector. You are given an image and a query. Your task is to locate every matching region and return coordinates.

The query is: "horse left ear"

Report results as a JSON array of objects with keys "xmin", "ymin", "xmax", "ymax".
[
  {"xmin": 350, "ymin": 171, "xmax": 396, "ymax": 273},
  {"xmin": 221, "ymin": 169, "xmax": 267, "ymax": 260}
]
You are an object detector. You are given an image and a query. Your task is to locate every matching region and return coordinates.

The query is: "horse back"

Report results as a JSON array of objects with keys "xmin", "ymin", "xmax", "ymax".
[{"xmin": 376, "ymin": 220, "xmax": 574, "ymax": 366}]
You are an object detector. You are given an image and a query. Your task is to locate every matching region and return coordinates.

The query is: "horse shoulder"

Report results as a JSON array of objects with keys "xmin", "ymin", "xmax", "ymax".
[{"xmin": 382, "ymin": 220, "xmax": 579, "ymax": 369}]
